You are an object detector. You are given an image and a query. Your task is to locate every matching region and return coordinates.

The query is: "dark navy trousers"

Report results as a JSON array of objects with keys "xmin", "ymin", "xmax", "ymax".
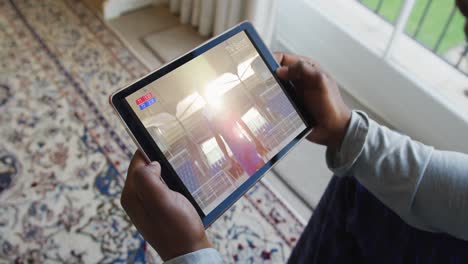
[{"xmin": 288, "ymin": 176, "xmax": 468, "ymax": 264}]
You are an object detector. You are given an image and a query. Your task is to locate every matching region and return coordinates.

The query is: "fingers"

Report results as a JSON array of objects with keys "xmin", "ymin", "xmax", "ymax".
[
  {"xmin": 276, "ymin": 60, "xmax": 322, "ymax": 83},
  {"xmin": 131, "ymin": 161, "xmax": 170, "ymax": 204},
  {"xmin": 274, "ymin": 52, "xmax": 321, "ymax": 68},
  {"xmin": 274, "ymin": 52, "xmax": 301, "ymax": 67},
  {"xmin": 122, "ymin": 159, "xmax": 163, "ymax": 246},
  {"xmin": 122, "ymin": 150, "xmax": 145, "ymax": 212},
  {"xmin": 121, "ymin": 175, "xmax": 153, "ymax": 236},
  {"xmin": 128, "ymin": 150, "xmax": 148, "ymax": 175},
  {"xmin": 124, "ymin": 150, "xmax": 169, "ymax": 211},
  {"xmin": 273, "ymin": 52, "xmax": 283, "ymax": 63},
  {"xmin": 276, "ymin": 53, "xmax": 301, "ymax": 66}
]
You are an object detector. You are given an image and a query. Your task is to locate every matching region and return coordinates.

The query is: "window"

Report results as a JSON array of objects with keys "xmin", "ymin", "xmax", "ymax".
[
  {"xmin": 274, "ymin": 0, "xmax": 468, "ymax": 153},
  {"xmin": 241, "ymin": 107, "xmax": 268, "ymax": 135},
  {"xmin": 201, "ymin": 137, "xmax": 233, "ymax": 166}
]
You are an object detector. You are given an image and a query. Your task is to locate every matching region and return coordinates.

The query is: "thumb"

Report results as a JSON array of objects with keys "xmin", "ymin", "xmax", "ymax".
[
  {"xmin": 276, "ymin": 60, "xmax": 321, "ymax": 83},
  {"xmin": 132, "ymin": 162, "xmax": 170, "ymax": 204}
]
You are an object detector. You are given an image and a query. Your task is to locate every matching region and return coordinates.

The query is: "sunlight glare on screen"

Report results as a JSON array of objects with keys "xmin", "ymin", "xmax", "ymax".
[{"xmin": 204, "ymin": 73, "xmax": 239, "ymax": 110}]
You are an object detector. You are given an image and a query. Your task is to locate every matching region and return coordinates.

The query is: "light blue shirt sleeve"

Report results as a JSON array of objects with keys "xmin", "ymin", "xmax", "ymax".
[
  {"xmin": 164, "ymin": 248, "xmax": 223, "ymax": 264},
  {"xmin": 327, "ymin": 110, "xmax": 468, "ymax": 241}
]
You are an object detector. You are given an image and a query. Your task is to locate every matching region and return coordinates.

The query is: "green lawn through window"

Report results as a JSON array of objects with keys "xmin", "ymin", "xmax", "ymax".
[{"xmin": 360, "ymin": 0, "xmax": 466, "ymax": 54}]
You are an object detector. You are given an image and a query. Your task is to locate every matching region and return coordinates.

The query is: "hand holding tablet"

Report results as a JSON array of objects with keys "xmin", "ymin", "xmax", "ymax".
[
  {"xmin": 274, "ymin": 53, "xmax": 351, "ymax": 151},
  {"xmin": 113, "ymin": 21, "xmax": 351, "ymax": 260},
  {"xmin": 121, "ymin": 151, "xmax": 211, "ymax": 261},
  {"xmin": 111, "ymin": 22, "xmax": 313, "ymax": 227}
]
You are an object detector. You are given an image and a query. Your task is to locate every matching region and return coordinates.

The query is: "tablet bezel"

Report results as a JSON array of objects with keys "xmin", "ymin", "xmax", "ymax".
[{"xmin": 110, "ymin": 21, "xmax": 313, "ymax": 227}]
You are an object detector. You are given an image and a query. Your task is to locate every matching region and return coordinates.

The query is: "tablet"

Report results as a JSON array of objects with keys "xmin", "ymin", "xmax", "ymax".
[{"xmin": 110, "ymin": 21, "xmax": 313, "ymax": 227}]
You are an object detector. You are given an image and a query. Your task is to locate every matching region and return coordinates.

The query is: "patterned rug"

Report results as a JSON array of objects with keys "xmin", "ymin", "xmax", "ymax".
[{"xmin": 0, "ymin": 0, "xmax": 304, "ymax": 262}]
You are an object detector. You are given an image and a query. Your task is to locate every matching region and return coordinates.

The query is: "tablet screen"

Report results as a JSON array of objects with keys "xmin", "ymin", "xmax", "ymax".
[{"xmin": 125, "ymin": 31, "xmax": 306, "ymax": 214}]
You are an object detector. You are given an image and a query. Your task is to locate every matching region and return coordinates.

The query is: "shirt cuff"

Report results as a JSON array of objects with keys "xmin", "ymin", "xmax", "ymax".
[
  {"xmin": 164, "ymin": 248, "xmax": 223, "ymax": 264},
  {"xmin": 326, "ymin": 110, "xmax": 369, "ymax": 176}
]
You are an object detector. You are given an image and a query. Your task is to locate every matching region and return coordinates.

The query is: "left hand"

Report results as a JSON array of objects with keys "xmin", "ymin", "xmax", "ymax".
[
  {"xmin": 273, "ymin": 52, "xmax": 352, "ymax": 150},
  {"xmin": 121, "ymin": 150, "xmax": 212, "ymax": 261}
]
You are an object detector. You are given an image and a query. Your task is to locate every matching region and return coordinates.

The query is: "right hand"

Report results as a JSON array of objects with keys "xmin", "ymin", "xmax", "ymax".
[
  {"xmin": 121, "ymin": 151, "xmax": 211, "ymax": 261},
  {"xmin": 274, "ymin": 52, "xmax": 352, "ymax": 151}
]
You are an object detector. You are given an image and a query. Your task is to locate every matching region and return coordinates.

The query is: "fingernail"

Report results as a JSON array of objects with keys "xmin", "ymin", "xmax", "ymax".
[
  {"xmin": 277, "ymin": 67, "xmax": 288, "ymax": 76},
  {"xmin": 148, "ymin": 161, "xmax": 160, "ymax": 169}
]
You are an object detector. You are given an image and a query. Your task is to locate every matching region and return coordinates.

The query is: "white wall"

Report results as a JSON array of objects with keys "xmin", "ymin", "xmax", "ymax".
[
  {"xmin": 103, "ymin": 0, "xmax": 167, "ymax": 19},
  {"xmin": 274, "ymin": 0, "xmax": 468, "ymax": 154}
]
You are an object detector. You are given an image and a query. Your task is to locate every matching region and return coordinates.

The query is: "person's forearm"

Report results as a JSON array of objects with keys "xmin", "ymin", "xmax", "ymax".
[
  {"xmin": 327, "ymin": 111, "xmax": 468, "ymax": 240},
  {"xmin": 412, "ymin": 149, "xmax": 468, "ymax": 240}
]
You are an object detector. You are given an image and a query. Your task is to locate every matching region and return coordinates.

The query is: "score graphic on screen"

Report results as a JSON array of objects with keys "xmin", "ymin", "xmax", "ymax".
[{"xmin": 136, "ymin": 92, "xmax": 156, "ymax": 110}]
